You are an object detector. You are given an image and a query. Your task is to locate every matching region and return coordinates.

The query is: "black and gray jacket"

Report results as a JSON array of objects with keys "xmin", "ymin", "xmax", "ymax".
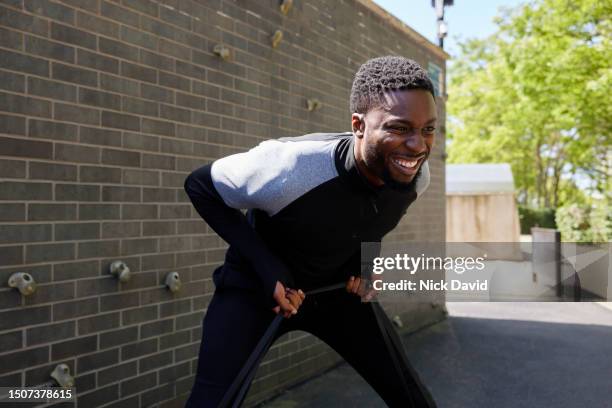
[{"xmin": 184, "ymin": 132, "xmax": 429, "ymax": 308}]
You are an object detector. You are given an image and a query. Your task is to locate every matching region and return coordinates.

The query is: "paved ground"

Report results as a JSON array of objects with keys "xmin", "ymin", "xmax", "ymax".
[{"xmin": 259, "ymin": 302, "xmax": 612, "ymax": 408}]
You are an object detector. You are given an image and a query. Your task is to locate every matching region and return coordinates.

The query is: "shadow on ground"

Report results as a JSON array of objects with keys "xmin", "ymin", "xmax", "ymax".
[{"xmin": 258, "ymin": 303, "xmax": 612, "ymax": 408}]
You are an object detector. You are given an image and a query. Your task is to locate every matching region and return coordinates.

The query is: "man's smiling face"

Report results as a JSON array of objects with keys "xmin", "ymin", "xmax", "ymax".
[{"xmin": 352, "ymin": 89, "xmax": 437, "ymax": 189}]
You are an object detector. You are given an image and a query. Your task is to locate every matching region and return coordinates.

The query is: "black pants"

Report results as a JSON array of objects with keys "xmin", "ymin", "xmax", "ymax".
[{"xmin": 185, "ymin": 287, "xmax": 436, "ymax": 407}]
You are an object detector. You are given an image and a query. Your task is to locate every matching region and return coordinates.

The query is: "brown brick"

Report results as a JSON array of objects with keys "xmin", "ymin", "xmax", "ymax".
[
  {"xmin": 55, "ymin": 142, "xmax": 100, "ymax": 163},
  {"xmin": 99, "ymin": 327, "xmax": 138, "ymax": 349},
  {"xmin": 53, "ymin": 297, "xmax": 98, "ymax": 321},
  {"xmin": 0, "ymin": 305, "xmax": 50, "ymax": 331},
  {"xmin": 27, "ymin": 203, "xmax": 76, "ymax": 221},
  {"xmin": 160, "ymin": 104, "xmax": 191, "ymax": 122},
  {"xmin": 139, "ymin": 350, "xmax": 173, "ymax": 372},
  {"xmin": 78, "ymin": 384, "xmax": 119, "ymax": 407},
  {"xmin": 55, "ymin": 183, "xmax": 101, "ymax": 201},
  {"xmin": 141, "ymin": 83, "xmax": 174, "ymax": 104},
  {"xmin": 142, "ymin": 153, "xmax": 175, "ymax": 170},
  {"xmin": 121, "ymin": 204, "xmax": 158, "ymax": 220},
  {"xmin": 101, "ymin": 147, "xmax": 141, "ymax": 167},
  {"xmin": 79, "ymin": 203, "xmax": 121, "ymax": 220},
  {"xmin": 24, "ymin": 34, "xmax": 75, "ymax": 63},
  {"xmin": 121, "ymin": 238, "xmax": 157, "ymax": 255},
  {"xmin": 80, "ymin": 126, "xmax": 122, "ymax": 147},
  {"xmin": 121, "ymin": 24, "xmax": 158, "ymax": 50},
  {"xmin": 98, "ymin": 361, "xmax": 137, "ymax": 386},
  {"xmin": 76, "ymin": 276, "xmax": 118, "ymax": 297},
  {"xmin": 0, "ymin": 158, "xmax": 26, "ymax": 178},
  {"xmin": 0, "ymin": 346, "xmax": 48, "ymax": 375},
  {"xmin": 120, "ymin": 60, "xmax": 157, "ymax": 84},
  {"xmin": 77, "ymin": 239, "xmax": 120, "ymax": 259},
  {"xmin": 120, "ymin": 371, "xmax": 157, "ymax": 397},
  {"xmin": 0, "ymin": 245, "xmax": 23, "ymax": 266},
  {"xmin": 0, "ymin": 92, "xmax": 51, "ymax": 118},
  {"xmin": 54, "ymin": 103, "xmax": 100, "ymax": 126},
  {"xmin": 61, "ymin": 0, "xmax": 98, "ymax": 11},
  {"xmin": 100, "ymin": 73, "xmax": 139, "ymax": 97},
  {"xmin": 0, "ymin": 203, "xmax": 25, "ymax": 221},
  {"xmin": 159, "ymin": 71, "xmax": 190, "ymax": 92},
  {"xmin": 121, "ymin": 96, "xmax": 159, "ymax": 117},
  {"xmin": 25, "ymin": 0, "xmax": 75, "ymax": 24},
  {"xmin": 23, "ymin": 281, "xmax": 75, "ymax": 305},
  {"xmin": 0, "ymin": 181, "xmax": 52, "ymax": 201},
  {"xmin": 102, "ymin": 186, "xmax": 140, "ymax": 202},
  {"xmin": 77, "ymin": 312, "xmax": 120, "ymax": 335},
  {"xmin": 29, "ymin": 161, "xmax": 77, "ymax": 181},
  {"xmin": 75, "ymin": 164, "xmax": 116, "ymax": 185},
  {"xmin": 122, "ymin": 132, "xmax": 159, "ymax": 151},
  {"xmin": 121, "ymin": 338, "xmax": 157, "ymax": 360},
  {"xmin": 0, "ymin": 223, "xmax": 52, "ymax": 244},
  {"xmin": 79, "ymin": 88, "xmax": 122, "ymax": 110},
  {"xmin": 0, "ymin": 6, "xmax": 48, "ymax": 36},
  {"xmin": 102, "ymin": 220, "xmax": 141, "ymax": 237},
  {"xmin": 0, "ymin": 136, "xmax": 52, "ymax": 160},
  {"xmin": 101, "ymin": 0, "xmax": 139, "ymax": 27},
  {"xmin": 0, "ymin": 113, "xmax": 26, "ymax": 136},
  {"xmin": 0, "ymin": 330, "xmax": 22, "ymax": 351},
  {"xmin": 122, "ymin": 304, "xmax": 158, "ymax": 325},
  {"xmin": 102, "ymin": 111, "xmax": 140, "ymax": 131},
  {"xmin": 122, "ymin": 169, "xmax": 159, "ymax": 186},
  {"xmin": 55, "ymin": 222, "xmax": 100, "ymax": 241},
  {"xmin": 26, "ymin": 242, "xmax": 75, "ymax": 263},
  {"xmin": 53, "ymin": 259, "xmax": 99, "ymax": 281},
  {"xmin": 0, "ymin": 70, "xmax": 24, "ymax": 93},
  {"xmin": 142, "ymin": 220, "xmax": 175, "ymax": 236},
  {"xmin": 76, "ymin": 11, "xmax": 119, "ymax": 38},
  {"xmin": 28, "ymin": 118, "xmax": 78, "ymax": 141},
  {"xmin": 26, "ymin": 320, "xmax": 75, "ymax": 346},
  {"xmin": 50, "ymin": 21, "xmax": 96, "ymax": 50},
  {"xmin": 52, "ymin": 62, "xmax": 98, "ymax": 87},
  {"xmin": 77, "ymin": 348, "xmax": 119, "ymax": 373},
  {"xmin": 0, "ymin": 26, "xmax": 22, "ymax": 50}
]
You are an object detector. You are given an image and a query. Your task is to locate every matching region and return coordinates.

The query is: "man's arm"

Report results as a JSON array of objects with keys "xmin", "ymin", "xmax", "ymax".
[{"xmin": 184, "ymin": 161, "xmax": 296, "ymax": 309}]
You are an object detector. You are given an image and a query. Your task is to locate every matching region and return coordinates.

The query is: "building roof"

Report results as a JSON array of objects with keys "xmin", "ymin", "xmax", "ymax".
[
  {"xmin": 356, "ymin": 0, "xmax": 450, "ymax": 61},
  {"xmin": 446, "ymin": 163, "xmax": 515, "ymax": 194}
]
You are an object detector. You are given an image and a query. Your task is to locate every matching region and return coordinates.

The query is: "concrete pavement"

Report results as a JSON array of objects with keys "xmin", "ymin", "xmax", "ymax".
[{"xmin": 258, "ymin": 302, "xmax": 612, "ymax": 408}]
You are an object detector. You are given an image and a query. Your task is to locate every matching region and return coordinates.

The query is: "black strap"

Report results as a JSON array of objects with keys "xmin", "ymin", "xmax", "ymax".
[{"xmin": 218, "ymin": 283, "xmax": 436, "ymax": 407}]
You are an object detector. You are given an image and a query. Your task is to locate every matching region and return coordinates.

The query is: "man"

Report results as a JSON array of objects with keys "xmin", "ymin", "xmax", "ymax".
[{"xmin": 184, "ymin": 56, "xmax": 437, "ymax": 407}]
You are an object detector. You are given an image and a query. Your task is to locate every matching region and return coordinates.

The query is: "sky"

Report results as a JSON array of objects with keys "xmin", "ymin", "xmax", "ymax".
[{"xmin": 372, "ymin": 0, "xmax": 526, "ymax": 58}]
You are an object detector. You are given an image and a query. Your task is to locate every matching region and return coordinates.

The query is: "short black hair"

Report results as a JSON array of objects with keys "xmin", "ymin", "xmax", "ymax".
[{"xmin": 349, "ymin": 56, "xmax": 435, "ymax": 114}]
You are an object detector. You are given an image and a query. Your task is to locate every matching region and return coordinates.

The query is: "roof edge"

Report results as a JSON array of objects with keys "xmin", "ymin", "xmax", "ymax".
[{"xmin": 355, "ymin": 0, "xmax": 450, "ymax": 61}]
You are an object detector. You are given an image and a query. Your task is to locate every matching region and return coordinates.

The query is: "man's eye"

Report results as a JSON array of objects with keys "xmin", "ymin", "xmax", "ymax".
[{"xmin": 423, "ymin": 127, "xmax": 436, "ymax": 134}]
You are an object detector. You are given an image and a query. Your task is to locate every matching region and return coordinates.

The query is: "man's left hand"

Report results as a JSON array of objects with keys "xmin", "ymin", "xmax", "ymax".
[{"xmin": 345, "ymin": 276, "xmax": 378, "ymax": 301}]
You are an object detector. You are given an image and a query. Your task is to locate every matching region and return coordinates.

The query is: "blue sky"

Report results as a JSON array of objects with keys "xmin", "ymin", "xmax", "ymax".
[{"xmin": 373, "ymin": 0, "xmax": 526, "ymax": 58}]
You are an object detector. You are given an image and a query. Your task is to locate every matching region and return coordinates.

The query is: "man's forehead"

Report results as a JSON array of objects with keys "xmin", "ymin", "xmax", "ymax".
[{"xmin": 371, "ymin": 89, "xmax": 437, "ymax": 120}]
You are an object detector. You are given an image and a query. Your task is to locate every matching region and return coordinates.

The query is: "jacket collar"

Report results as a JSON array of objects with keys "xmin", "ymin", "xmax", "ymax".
[{"xmin": 334, "ymin": 133, "xmax": 383, "ymax": 196}]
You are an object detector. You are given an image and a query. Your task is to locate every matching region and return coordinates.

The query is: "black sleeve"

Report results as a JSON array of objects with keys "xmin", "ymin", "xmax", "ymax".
[{"xmin": 184, "ymin": 163, "xmax": 296, "ymax": 309}]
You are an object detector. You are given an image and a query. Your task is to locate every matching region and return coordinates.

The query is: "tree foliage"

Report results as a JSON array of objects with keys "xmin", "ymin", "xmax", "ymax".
[{"xmin": 447, "ymin": 0, "xmax": 611, "ymax": 209}]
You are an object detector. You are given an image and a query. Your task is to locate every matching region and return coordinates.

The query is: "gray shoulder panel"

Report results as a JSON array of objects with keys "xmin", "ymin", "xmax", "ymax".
[{"xmin": 210, "ymin": 138, "xmax": 340, "ymax": 216}]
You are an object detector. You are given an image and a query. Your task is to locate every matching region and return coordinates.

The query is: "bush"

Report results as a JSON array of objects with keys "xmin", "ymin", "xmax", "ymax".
[
  {"xmin": 518, "ymin": 205, "xmax": 556, "ymax": 234},
  {"xmin": 555, "ymin": 203, "xmax": 612, "ymax": 242}
]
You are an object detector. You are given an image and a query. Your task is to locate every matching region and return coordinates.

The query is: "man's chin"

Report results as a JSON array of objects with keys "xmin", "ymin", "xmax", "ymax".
[{"xmin": 382, "ymin": 165, "xmax": 422, "ymax": 191}]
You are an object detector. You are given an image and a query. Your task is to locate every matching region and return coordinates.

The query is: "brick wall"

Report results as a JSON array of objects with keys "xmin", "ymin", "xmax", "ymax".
[{"xmin": 0, "ymin": 0, "xmax": 447, "ymax": 406}]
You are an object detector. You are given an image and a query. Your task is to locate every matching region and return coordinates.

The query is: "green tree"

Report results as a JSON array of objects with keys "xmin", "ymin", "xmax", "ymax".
[{"xmin": 447, "ymin": 0, "xmax": 611, "ymax": 209}]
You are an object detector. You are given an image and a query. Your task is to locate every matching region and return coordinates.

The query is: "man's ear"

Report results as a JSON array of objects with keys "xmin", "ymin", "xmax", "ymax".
[{"xmin": 351, "ymin": 113, "xmax": 365, "ymax": 138}]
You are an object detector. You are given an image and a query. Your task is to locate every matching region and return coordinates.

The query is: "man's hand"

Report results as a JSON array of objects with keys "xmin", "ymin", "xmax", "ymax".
[
  {"xmin": 272, "ymin": 281, "xmax": 305, "ymax": 318},
  {"xmin": 346, "ymin": 276, "xmax": 378, "ymax": 302}
]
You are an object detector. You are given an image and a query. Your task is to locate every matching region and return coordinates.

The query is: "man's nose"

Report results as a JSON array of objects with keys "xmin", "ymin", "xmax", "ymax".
[{"xmin": 404, "ymin": 131, "xmax": 427, "ymax": 154}]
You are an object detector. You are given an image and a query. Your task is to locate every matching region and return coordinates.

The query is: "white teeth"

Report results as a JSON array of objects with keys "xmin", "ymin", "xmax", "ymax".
[{"xmin": 393, "ymin": 158, "xmax": 418, "ymax": 169}]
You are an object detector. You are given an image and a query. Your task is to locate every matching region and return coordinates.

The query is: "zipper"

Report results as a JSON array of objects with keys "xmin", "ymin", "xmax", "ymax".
[{"xmin": 369, "ymin": 196, "xmax": 378, "ymax": 214}]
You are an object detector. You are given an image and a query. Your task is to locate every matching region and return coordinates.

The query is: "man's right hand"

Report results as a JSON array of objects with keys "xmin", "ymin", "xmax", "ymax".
[{"xmin": 272, "ymin": 281, "xmax": 305, "ymax": 318}]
